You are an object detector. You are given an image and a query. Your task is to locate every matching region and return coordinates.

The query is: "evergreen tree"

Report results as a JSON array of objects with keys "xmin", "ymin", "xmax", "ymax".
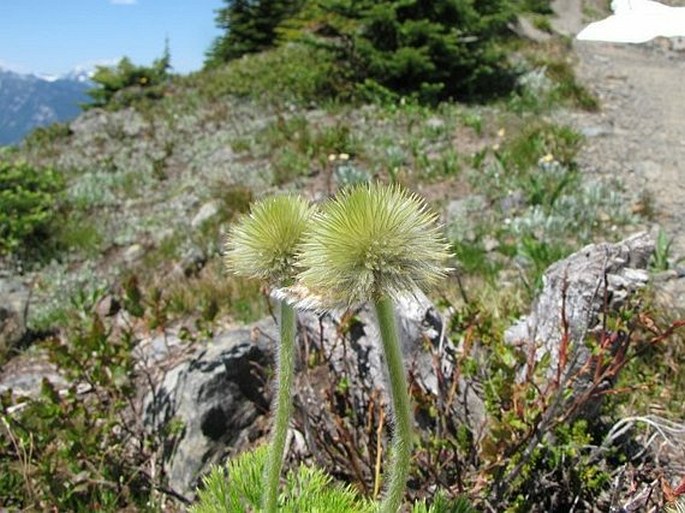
[
  {"xmin": 205, "ymin": 0, "xmax": 305, "ymax": 67},
  {"xmin": 315, "ymin": 0, "xmax": 519, "ymax": 102}
]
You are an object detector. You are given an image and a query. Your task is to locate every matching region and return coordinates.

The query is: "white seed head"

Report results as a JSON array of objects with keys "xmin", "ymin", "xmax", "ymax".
[
  {"xmin": 224, "ymin": 194, "xmax": 314, "ymax": 286},
  {"xmin": 297, "ymin": 183, "xmax": 451, "ymax": 306}
]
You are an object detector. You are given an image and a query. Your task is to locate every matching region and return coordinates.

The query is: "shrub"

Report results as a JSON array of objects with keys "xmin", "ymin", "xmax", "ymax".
[
  {"xmin": 85, "ymin": 46, "xmax": 171, "ymax": 110},
  {"xmin": 255, "ymin": 115, "xmax": 360, "ymax": 185},
  {"xmin": 189, "ymin": 43, "xmax": 346, "ymax": 106},
  {"xmin": 286, "ymin": 290, "xmax": 683, "ymax": 511},
  {"xmin": 22, "ymin": 123, "xmax": 73, "ymax": 154},
  {"xmin": 192, "ymin": 445, "xmax": 477, "ymax": 512},
  {"xmin": 0, "ymin": 291, "xmax": 152, "ymax": 511},
  {"xmin": 0, "ymin": 159, "xmax": 64, "ymax": 258}
]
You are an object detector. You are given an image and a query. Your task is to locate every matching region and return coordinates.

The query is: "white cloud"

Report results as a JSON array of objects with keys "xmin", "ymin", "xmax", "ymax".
[{"xmin": 110, "ymin": 0, "xmax": 138, "ymax": 5}]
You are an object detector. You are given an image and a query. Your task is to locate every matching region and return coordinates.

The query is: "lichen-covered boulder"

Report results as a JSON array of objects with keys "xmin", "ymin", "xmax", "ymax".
[{"xmin": 142, "ymin": 321, "xmax": 275, "ymax": 496}]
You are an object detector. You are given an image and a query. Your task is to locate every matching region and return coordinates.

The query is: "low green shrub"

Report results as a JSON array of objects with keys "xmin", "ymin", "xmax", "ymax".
[
  {"xmin": 454, "ymin": 121, "xmax": 636, "ymax": 294},
  {"xmin": 255, "ymin": 114, "xmax": 360, "ymax": 185},
  {"xmin": 22, "ymin": 123, "xmax": 73, "ymax": 154},
  {"xmin": 51, "ymin": 211, "xmax": 103, "ymax": 257},
  {"xmin": 186, "ymin": 43, "xmax": 346, "ymax": 107},
  {"xmin": 0, "ymin": 159, "xmax": 64, "ymax": 258},
  {"xmin": 85, "ymin": 47, "xmax": 171, "ymax": 110},
  {"xmin": 0, "ymin": 291, "xmax": 154, "ymax": 511}
]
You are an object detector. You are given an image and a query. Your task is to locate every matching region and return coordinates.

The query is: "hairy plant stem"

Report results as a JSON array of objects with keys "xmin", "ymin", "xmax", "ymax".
[
  {"xmin": 263, "ymin": 301, "xmax": 296, "ymax": 513},
  {"xmin": 375, "ymin": 295, "xmax": 412, "ymax": 513}
]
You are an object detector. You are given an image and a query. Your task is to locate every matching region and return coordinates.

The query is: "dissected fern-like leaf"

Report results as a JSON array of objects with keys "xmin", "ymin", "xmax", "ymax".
[
  {"xmin": 282, "ymin": 463, "xmax": 374, "ymax": 513},
  {"xmin": 190, "ymin": 446, "xmax": 266, "ymax": 513},
  {"xmin": 411, "ymin": 492, "xmax": 477, "ymax": 513},
  {"xmin": 191, "ymin": 446, "xmax": 375, "ymax": 513}
]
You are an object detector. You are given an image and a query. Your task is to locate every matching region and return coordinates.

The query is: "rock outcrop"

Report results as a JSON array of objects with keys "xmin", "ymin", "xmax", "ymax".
[
  {"xmin": 142, "ymin": 293, "xmax": 445, "ymax": 496},
  {"xmin": 142, "ymin": 321, "xmax": 275, "ymax": 496},
  {"xmin": 505, "ymin": 231, "xmax": 653, "ymax": 408},
  {"xmin": 143, "ymin": 233, "xmax": 655, "ymax": 497}
]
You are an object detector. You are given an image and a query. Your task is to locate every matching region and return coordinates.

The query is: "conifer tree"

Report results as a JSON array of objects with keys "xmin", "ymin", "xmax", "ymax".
[
  {"xmin": 205, "ymin": 0, "xmax": 305, "ymax": 67},
  {"xmin": 315, "ymin": 0, "xmax": 518, "ymax": 102}
]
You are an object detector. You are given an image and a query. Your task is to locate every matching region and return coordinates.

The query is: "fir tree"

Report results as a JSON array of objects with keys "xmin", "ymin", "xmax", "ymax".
[
  {"xmin": 315, "ymin": 0, "xmax": 519, "ymax": 102},
  {"xmin": 205, "ymin": 0, "xmax": 305, "ymax": 67}
]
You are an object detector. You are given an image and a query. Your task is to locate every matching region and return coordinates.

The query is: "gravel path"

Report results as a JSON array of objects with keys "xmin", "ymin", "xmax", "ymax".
[
  {"xmin": 573, "ymin": 41, "xmax": 685, "ymax": 252},
  {"xmin": 553, "ymin": 1, "xmax": 685, "ymax": 306}
]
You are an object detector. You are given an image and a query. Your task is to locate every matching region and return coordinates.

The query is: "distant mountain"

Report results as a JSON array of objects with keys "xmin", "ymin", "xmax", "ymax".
[{"xmin": 0, "ymin": 68, "xmax": 92, "ymax": 146}]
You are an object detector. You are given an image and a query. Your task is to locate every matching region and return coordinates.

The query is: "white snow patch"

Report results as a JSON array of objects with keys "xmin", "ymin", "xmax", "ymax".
[{"xmin": 577, "ymin": 0, "xmax": 685, "ymax": 43}]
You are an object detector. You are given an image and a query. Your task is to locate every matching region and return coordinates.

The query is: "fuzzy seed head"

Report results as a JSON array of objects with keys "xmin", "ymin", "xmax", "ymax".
[
  {"xmin": 297, "ymin": 183, "xmax": 451, "ymax": 306},
  {"xmin": 224, "ymin": 194, "xmax": 314, "ymax": 286}
]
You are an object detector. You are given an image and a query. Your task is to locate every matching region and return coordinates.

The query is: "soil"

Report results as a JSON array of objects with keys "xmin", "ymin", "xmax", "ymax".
[{"xmin": 553, "ymin": 0, "xmax": 685, "ymax": 308}]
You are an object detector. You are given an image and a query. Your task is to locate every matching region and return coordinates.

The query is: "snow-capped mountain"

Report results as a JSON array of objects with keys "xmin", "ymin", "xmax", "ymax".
[
  {"xmin": 0, "ymin": 67, "xmax": 92, "ymax": 146},
  {"xmin": 38, "ymin": 68, "xmax": 93, "ymax": 83}
]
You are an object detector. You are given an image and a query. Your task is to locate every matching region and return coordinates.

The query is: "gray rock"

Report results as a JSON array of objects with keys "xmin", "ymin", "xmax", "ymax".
[
  {"xmin": 288, "ymin": 291, "xmax": 473, "ymax": 481},
  {"xmin": 0, "ymin": 278, "xmax": 30, "ymax": 355},
  {"xmin": 143, "ymin": 321, "xmax": 276, "ymax": 496},
  {"xmin": 173, "ymin": 245, "xmax": 207, "ymax": 277},
  {"xmin": 0, "ymin": 350, "xmax": 67, "ymax": 398},
  {"xmin": 134, "ymin": 332, "xmax": 183, "ymax": 365},
  {"xmin": 652, "ymin": 272, "xmax": 685, "ymax": 312},
  {"xmin": 505, "ymin": 232, "xmax": 654, "ymax": 413},
  {"xmin": 482, "ymin": 235, "xmax": 499, "ymax": 253},
  {"xmin": 580, "ymin": 124, "xmax": 614, "ymax": 138},
  {"xmin": 299, "ymin": 290, "xmax": 445, "ymax": 399},
  {"xmin": 95, "ymin": 294, "xmax": 120, "ymax": 318}
]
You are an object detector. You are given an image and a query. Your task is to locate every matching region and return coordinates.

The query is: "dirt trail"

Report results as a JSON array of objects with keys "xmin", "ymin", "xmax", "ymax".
[
  {"xmin": 573, "ymin": 41, "xmax": 685, "ymax": 247},
  {"xmin": 553, "ymin": 2, "xmax": 685, "ymax": 305}
]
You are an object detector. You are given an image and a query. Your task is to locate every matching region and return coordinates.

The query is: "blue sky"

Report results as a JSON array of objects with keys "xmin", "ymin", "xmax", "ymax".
[{"xmin": 0, "ymin": 0, "xmax": 224, "ymax": 76}]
